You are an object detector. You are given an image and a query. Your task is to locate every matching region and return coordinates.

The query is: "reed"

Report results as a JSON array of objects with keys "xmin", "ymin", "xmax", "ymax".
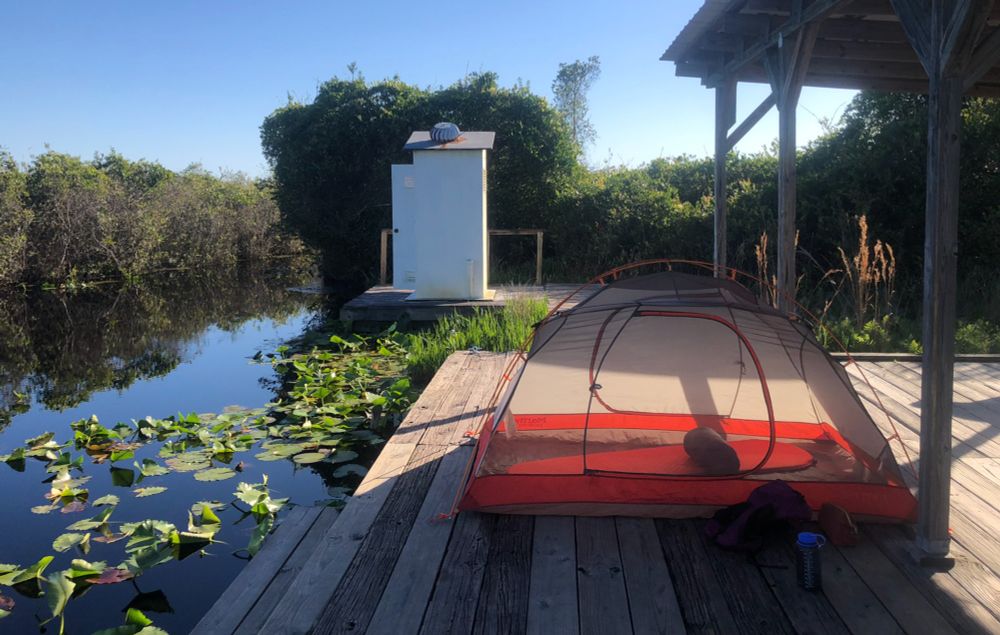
[{"xmin": 405, "ymin": 296, "xmax": 549, "ymax": 383}]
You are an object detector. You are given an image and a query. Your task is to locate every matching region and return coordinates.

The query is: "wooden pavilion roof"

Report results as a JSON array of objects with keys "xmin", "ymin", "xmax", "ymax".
[{"xmin": 662, "ymin": 0, "xmax": 1000, "ymax": 97}]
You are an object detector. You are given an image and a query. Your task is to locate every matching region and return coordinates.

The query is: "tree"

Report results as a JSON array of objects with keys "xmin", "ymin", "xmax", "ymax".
[
  {"xmin": 0, "ymin": 151, "xmax": 31, "ymax": 285},
  {"xmin": 260, "ymin": 72, "xmax": 577, "ymax": 289},
  {"xmin": 551, "ymin": 56, "xmax": 601, "ymax": 153}
]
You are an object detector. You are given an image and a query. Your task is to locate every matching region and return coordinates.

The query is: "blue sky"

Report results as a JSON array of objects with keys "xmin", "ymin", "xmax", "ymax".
[{"xmin": 1, "ymin": 0, "xmax": 857, "ymax": 176}]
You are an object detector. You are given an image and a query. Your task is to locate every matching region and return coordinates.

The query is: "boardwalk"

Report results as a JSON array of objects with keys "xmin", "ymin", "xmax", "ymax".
[{"xmin": 194, "ymin": 354, "xmax": 1000, "ymax": 635}]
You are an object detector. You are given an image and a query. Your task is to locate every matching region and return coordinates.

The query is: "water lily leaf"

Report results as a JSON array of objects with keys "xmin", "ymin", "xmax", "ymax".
[
  {"xmin": 191, "ymin": 500, "xmax": 225, "ymax": 515},
  {"xmin": 26, "ymin": 431, "xmax": 55, "ymax": 448},
  {"xmin": 111, "ymin": 467, "xmax": 136, "ymax": 487},
  {"xmin": 326, "ymin": 486, "xmax": 351, "ymax": 500},
  {"xmin": 332, "ymin": 464, "xmax": 369, "ymax": 479},
  {"xmin": 292, "ymin": 452, "xmax": 327, "ymax": 464},
  {"xmin": 31, "ymin": 504, "xmax": 57, "ymax": 514},
  {"xmin": 60, "ymin": 501, "xmax": 87, "ymax": 513},
  {"xmin": 66, "ymin": 559, "xmax": 107, "ymax": 579},
  {"xmin": 126, "ymin": 607, "xmax": 153, "ymax": 627},
  {"xmin": 194, "ymin": 467, "xmax": 236, "ymax": 482},
  {"xmin": 44, "ymin": 572, "xmax": 75, "ymax": 618},
  {"xmin": 125, "ymin": 588, "xmax": 173, "ymax": 614},
  {"xmin": 53, "ymin": 532, "xmax": 90, "ymax": 554},
  {"xmin": 329, "ymin": 450, "xmax": 359, "ymax": 464},
  {"xmin": 10, "ymin": 556, "xmax": 53, "ymax": 585},
  {"xmin": 67, "ymin": 505, "xmax": 115, "ymax": 530},
  {"xmin": 0, "ymin": 564, "xmax": 22, "ymax": 585},
  {"xmin": 135, "ymin": 459, "xmax": 169, "ymax": 477},
  {"xmin": 110, "ymin": 448, "xmax": 135, "ymax": 463},
  {"xmin": 126, "ymin": 544, "xmax": 175, "ymax": 573},
  {"xmin": 94, "ymin": 494, "xmax": 120, "ymax": 506},
  {"xmin": 134, "ymin": 487, "xmax": 167, "ymax": 498},
  {"xmin": 247, "ymin": 515, "xmax": 274, "ymax": 557},
  {"xmin": 89, "ymin": 567, "xmax": 134, "ymax": 585},
  {"xmin": 164, "ymin": 452, "xmax": 211, "ymax": 472}
]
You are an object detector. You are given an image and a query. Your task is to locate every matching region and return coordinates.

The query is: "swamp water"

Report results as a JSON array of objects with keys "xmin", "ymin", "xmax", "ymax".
[{"xmin": 0, "ymin": 270, "xmax": 374, "ymax": 634}]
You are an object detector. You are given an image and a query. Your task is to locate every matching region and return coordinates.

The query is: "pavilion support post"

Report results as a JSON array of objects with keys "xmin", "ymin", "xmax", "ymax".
[
  {"xmin": 776, "ymin": 93, "xmax": 797, "ymax": 311},
  {"xmin": 765, "ymin": 22, "xmax": 819, "ymax": 312},
  {"xmin": 714, "ymin": 79, "xmax": 736, "ymax": 277},
  {"xmin": 918, "ymin": 70, "xmax": 962, "ymax": 559},
  {"xmin": 890, "ymin": 0, "xmax": 996, "ymax": 559}
]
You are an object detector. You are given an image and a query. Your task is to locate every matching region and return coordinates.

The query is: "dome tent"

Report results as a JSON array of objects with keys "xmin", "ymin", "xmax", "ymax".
[{"xmin": 457, "ymin": 265, "xmax": 917, "ymax": 522}]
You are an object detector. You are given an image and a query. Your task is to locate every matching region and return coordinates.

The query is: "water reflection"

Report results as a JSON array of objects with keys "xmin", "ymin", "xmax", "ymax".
[{"xmin": 0, "ymin": 266, "xmax": 315, "ymax": 425}]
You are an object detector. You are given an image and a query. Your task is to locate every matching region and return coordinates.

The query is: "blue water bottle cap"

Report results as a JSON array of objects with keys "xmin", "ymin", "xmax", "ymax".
[{"xmin": 797, "ymin": 532, "xmax": 820, "ymax": 546}]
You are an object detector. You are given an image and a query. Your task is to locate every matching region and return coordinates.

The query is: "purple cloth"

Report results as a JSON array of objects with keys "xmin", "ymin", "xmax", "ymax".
[{"xmin": 705, "ymin": 480, "xmax": 812, "ymax": 550}]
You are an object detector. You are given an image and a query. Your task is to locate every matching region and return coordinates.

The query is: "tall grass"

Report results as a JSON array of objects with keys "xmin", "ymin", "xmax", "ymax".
[{"xmin": 405, "ymin": 297, "xmax": 549, "ymax": 383}]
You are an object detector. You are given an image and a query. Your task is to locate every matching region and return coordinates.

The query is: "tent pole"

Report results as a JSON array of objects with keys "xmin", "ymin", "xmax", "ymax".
[{"xmin": 714, "ymin": 79, "xmax": 736, "ymax": 277}]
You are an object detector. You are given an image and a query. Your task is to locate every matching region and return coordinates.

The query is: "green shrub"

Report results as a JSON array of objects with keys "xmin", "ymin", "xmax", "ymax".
[
  {"xmin": 405, "ymin": 297, "xmax": 548, "ymax": 383},
  {"xmin": 955, "ymin": 320, "xmax": 1000, "ymax": 354}
]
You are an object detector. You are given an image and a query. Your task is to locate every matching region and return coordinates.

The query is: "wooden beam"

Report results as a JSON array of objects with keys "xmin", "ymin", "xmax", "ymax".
[
  {"xmin": 941, "ymin": 0, "xmax": 993, "ymax": 75},
  {"xmin": 705, "ymin": 0, "xmax": 848, "ymax": 87},
  {"xmin": 714, "ymin": 80, "xmax": 736, "ymax": 277},
  {"xmin": 726, "ymin": 93, "xmax": 776, "ymax": 149},
  {"xmin": 890, "ymin": 0, "xmax": 934, "ymax": 70},
  {"xmin": 965, "ymin": 27, "xmax": 1000, "ymax": 90},
  {"xmin": 818, "ymin": 17, "xmax": 910, "ymax": 42},
  {"xmin": 811, "ymin": 38, "xmax": 921, "ymax": 62}
]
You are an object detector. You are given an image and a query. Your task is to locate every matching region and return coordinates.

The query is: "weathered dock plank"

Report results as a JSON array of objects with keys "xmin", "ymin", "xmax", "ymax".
[
  {"xmin": 526, "ymin": 516, "xmax": 579, "ymax": 635},
  {"xmin": 190, "ymin": 505, "xmax": 323, "ymax": 635},
  {"xmin": 576, "ymin": 517, "xmax": 632, "ymax": 635},
  {"xmin": 195, "ymin": 356, "xmax": 1000, "ymax": 635}
]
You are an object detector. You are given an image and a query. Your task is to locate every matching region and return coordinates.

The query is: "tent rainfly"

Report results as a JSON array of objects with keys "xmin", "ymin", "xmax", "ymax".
[{"xmin": 458, "ymin": 271, "xmax": 917, "ymax": 522}]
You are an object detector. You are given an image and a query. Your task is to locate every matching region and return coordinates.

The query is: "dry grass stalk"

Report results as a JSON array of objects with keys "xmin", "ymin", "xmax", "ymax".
[{"xmin": 837, "ymin": 215, "xmax": 896, "ymax": 327}]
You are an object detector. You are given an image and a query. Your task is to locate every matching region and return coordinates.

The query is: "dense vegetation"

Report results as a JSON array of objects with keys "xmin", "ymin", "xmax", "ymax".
[
  {"xmin": 261, "ymin": 72, "xmax": 578, "ymax": 288},
  {"xmin": 0, "ymin": 150, "xmax": 304, "ymax": 286},
  {"xmin": 262, "ymin": 76, "xmax": 1000, "ymax": 330}
]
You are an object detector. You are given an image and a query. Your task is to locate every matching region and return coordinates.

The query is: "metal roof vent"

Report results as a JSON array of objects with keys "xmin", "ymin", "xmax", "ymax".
[{"xmin": 429, "ymin": 122, "xmax": 461, "ymax": 143}]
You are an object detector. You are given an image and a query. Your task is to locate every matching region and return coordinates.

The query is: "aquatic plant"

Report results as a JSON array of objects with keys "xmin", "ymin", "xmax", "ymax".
[
  {"xmin": 0, "ymin": 330, "xmax": 413, "ymax": 632},
  {"xmin": 405, "ymin": 297, "xmax": 548, "ymax": 383}
]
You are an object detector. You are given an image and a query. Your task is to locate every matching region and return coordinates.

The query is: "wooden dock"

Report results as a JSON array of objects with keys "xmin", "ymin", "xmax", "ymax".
[
  {"xmin": 339, "ymin": 284, "xmax": 597, "ymax": 323},
  {"xmin": 193, "ymin": 354, "xmax": 1000, "ymax": 635}
]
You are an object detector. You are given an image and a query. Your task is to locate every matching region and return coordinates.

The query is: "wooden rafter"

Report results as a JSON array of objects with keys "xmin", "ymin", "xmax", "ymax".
[{"xmin": 703, "ymin": 0, "xmax": 848, "ymax": 87}]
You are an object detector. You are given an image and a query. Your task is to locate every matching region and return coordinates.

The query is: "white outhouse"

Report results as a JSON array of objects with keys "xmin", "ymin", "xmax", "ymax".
[{"xmin": 390, "ymin": 123, "xmax": 495, "ymax": 301}]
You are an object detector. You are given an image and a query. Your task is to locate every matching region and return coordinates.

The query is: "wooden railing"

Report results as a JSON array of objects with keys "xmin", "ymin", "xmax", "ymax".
[{"xmin": 379, "ymin": 228, "xmax": 544, "ymax": 286}]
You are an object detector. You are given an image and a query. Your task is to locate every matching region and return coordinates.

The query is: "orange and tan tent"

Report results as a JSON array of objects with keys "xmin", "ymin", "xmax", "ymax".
[{"xmin": 458, "ymin": 268, "xmax": 917, "ymax": 522}]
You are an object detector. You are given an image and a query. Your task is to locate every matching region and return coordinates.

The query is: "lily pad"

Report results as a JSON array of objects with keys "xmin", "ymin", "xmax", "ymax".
[
  {"xmin": 134, "ymin": 487, "xmax": 167, "ymax": 498},
  {"xmin": 53, "ymin": 532, "xmax": 90, "ymax": 554},
  {"xmin": 194, "ymin": 468, "xmax": 236, "ymax": 482},
  {"xmin": 93, "ymin": 494, "xmax": 120, "ymax": 506},
  {"xmin": 332, "ymin": 464, "xmax": 369, "ymax": 479},
  {"xmin": 291, "ymin": 452, "xmax": 327, "ymax": 464},
  {"xmin": 329, "ymin": 450, "xmax": 359, "ymax": 464}
]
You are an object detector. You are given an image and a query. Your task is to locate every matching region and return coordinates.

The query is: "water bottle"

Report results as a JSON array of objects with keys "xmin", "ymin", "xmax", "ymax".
[{"xmin": 795, "ymin": 531, "xmax": 826, "ymax": 591}]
